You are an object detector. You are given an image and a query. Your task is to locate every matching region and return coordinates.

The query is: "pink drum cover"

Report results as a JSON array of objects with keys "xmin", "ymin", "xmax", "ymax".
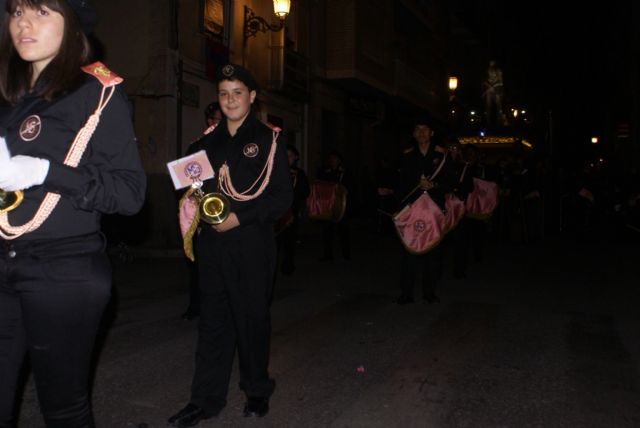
[
  {"xmin": 393, "ymin": 193, "xmax": 445, "ymax": 254},
  {"xmin": 443, "ymin": 193, "xmax": 466, "ymax": 233},
  {"xmin": 466, "ymin": 178, "xmax": 499, "ymax": 219},
  {"xmin": 307, "ymin": 181, "xmax": 347, "ymax": 222}
]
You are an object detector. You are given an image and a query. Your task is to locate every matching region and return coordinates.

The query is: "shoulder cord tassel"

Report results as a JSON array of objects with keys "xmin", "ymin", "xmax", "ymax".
[{"xmin": 218, "ymin": 131, "xmax": 279, "ymax": 202}]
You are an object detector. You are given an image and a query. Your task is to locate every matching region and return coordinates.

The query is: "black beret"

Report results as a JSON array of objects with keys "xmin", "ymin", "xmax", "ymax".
[
  {"xmin": 215, "ymin": 63, "xmax": 259, "ymax": 92},
  {"xmin": 66, "ymin": 0, "xmax": 97, "ymax": 34}
]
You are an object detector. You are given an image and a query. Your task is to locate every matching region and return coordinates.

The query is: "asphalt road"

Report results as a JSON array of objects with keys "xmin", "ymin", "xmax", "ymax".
[{"xmin": 16, "ymin": 220, "xmax": 640, "ymax": 427}]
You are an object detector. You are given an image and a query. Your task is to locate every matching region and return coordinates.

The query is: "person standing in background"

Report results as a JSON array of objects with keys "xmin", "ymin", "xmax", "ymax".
[
  {"xmin": 395, "ymin": 116, "xmax": 453, "ymax": 304},
  {"xmin": 277, "ymin": 144, "xmax": 309, "ymax": 275},
  {"xmin": 318, "ymin": 150, "xmax": 351, "ymax": 261}
]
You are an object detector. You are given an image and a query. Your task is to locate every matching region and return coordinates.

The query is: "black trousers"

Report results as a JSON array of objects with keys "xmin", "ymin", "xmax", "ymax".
[
  {"xmin": 190, "ymin": 226, "xmax": 276, "ymax": 414},
  {"xmin": 0, "ymin": 233, "xmax": 111, "ymax": 428},
  {"xmin": 399, "ymin": 245, "xmax": 443, "ymax": 299}
]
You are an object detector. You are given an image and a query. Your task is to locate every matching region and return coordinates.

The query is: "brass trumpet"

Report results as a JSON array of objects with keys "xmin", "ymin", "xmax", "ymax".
[
  {"xmin": 0, "ymin": 189, "xmax": 23, "ymax": 213},
  {"xmin": 197, "ymin": 191, "xmax": 230, "ymax": 225}
]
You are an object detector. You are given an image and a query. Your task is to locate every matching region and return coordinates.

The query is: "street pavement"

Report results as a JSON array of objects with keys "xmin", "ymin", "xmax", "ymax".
[{"xmin": 16, "ymin": 219, "xmax": 640, "ymax": 427}]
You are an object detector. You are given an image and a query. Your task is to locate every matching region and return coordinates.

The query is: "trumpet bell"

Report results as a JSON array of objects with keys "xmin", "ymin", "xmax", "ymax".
[
  {"xmin": 0, "ymin": 189, "xmax": 24, "ymax": 213},
  {"xmin": 199, "ymin": 192, "xmax": 230, "ymax": 224}
]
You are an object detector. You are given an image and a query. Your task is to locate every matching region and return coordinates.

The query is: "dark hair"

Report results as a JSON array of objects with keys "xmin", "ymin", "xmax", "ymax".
[{"xmin": 0, "ymin": 0, "xmax": 92, "ymax": 103}]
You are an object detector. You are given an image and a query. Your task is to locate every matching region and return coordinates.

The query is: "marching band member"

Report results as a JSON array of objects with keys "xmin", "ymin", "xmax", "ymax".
[
  {"xmin": 277, "ymin": 144, "xmax": 309, "ymax": 275},
  {"xmin": 168, "ymin": 64, "xmax": 292, "ymax": 427},
  {"xmin": 0, "ymin": 1, "xmax": 146, "ymax": 426},
  {"xmin": 446, "ymin": 140, "xmax": 474, "ymax": 279},
  {"xmin": 317, "ymin": 150, "xmax": 351, "ymax": 261},
  {"xmin": 394, "ymin": 116, "xmax": 453, "ymax": 304}
]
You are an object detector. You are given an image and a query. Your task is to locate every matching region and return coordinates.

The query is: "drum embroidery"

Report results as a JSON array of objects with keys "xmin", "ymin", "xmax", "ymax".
[{"xmin": 19, "ymin": 115, "xmax": 42, "ymax": 141}]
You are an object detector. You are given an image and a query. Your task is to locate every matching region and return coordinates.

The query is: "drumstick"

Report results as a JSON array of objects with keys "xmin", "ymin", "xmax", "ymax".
[
  {"xmin": 377, "ymin": 208, "xmax": 394, "ymax": 218},
  {"xmin": 400, "ymin": 183, "xmax": 422, "ymax": 205}
]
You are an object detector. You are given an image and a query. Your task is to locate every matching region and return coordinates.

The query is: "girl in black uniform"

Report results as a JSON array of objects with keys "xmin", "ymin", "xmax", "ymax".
[
  {"xmin": 0, "ymin": 1, "xmax": 146, "ymax": 427},
  {"xmin": 168, "ymin": 64, "xmax": 292, "ymax": 427}
]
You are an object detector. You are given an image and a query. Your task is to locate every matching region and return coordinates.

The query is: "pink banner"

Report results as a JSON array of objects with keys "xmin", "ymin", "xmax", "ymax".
[
  {"xmin": 443, "ymin": 193, "xmax": 466, "ymax": 233},
  {"xmin": 466, "ymin": 178, "xmax": 499, "ymax": 220},
  {"xmin": 393, "ymin": 193, "xmax": 445, "ymax": 254}
]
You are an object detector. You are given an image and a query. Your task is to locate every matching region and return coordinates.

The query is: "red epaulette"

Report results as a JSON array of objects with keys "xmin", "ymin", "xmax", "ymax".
[{"xmin": 81, "ymin": 62, "xmax": 123, "ymax": 87}]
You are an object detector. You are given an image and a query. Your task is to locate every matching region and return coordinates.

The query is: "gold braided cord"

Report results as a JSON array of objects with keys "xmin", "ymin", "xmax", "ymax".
[
  {"xmin": 0, "ymin": 86, "xmax": 116, "ymax": 240},
  {"xmin": 179, "ymin": 187, "xmax": 200, "ymax": 261}
]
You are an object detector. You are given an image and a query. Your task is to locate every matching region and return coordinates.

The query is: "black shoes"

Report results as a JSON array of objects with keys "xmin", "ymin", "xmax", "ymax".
[
  {"xmin": 168, "ymin": 403, "xmax": 215, "ymax": 427},
  {"xmin": 243, "ymin": 397, "xmax": 269, "ymax": 417},
  {"xmin": 395, "ymin": 296, "xmax": 414, "ymax": 305}
]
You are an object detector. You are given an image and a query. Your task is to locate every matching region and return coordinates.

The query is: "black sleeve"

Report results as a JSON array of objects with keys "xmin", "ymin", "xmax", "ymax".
[{"xmin": 44, "ymin": 85, "xmax": 146, "ymax": 215}]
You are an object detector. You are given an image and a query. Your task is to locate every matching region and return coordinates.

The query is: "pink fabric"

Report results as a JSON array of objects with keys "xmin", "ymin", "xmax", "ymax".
[
  {"xmin": 393, "ymin": 193, "xmax": 445, "ymax": 254},
  {"xmin": 179, "ymin": 196, "xmax": 197, "ymax": 238},
  {"xmin": 443, "ymin": 193, "xmax": 466, "ymax": 233},
  {"xmin": 466, "ymin": 178, "xmax": 499, "ymax": 219},
  {"xmin": 307, "ymin": 181, "xmax": 338, "ymax": 220}
]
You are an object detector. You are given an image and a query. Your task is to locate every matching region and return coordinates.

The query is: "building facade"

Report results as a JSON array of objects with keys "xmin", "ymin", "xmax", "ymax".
[{"xmin": 93, "ymin": 0, "xmax": 483, "ymax": 248}]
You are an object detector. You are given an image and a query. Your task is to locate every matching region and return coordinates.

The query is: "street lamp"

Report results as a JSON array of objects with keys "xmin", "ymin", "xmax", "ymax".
[
  {"xmin": 448, "ymin": 76, "xmax": 458, "ymax": 91},
  {"xmin": 591, "ymin": 136, "xmax": 599, "ymax": 145},
  {"xmin": 243, "ymin": 1, "xmax": 291, "ymax": 45}
]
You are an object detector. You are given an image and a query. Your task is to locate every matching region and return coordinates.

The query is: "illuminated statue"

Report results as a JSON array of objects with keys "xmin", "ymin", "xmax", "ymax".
[{"xmin": 482, "ymin": 60, "xmax": 505, "ymax": 126}]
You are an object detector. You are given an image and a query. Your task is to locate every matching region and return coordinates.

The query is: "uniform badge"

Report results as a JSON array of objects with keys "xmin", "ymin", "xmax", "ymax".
[
  {"xmin": 222, "ymin": 64, "xmax": 235, "ymax": 77},
  {"xmin": 19, "ymin": 115, "xmax": 42, "ymax": 141},
  {"xmin": 413, "ymin": 219, "xmax": 426, "ymax": 233},
  {"xmin": 243, "ymin": 143, "xmax": 259, "ymax": 158}
]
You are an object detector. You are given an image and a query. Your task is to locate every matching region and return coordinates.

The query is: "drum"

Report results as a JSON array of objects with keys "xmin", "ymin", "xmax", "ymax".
[
  {"xmin": 466, "ymin": 177, "xmax": 499, "ymax": 220},
  {"xmin": 393, "ymin": 192, "xmax": 445, "ymax": 254},
  {"xmin": 443, "ymin": 193, "xmax": 466, "ymax": 233},
  {"xmin": 307, "ymin": 180, "xmax": 348, "ymax": 222}
]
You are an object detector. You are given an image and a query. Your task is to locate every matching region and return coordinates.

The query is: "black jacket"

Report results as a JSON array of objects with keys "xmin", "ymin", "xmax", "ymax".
[
  {"xmin": 396, "ymin": 143, "xmax": 453, "ymax": 210},
  {"xmin": 189, "ymin": 115, "xmax": 293, "ymax": 238},
  {"xmin": 1, "ymin": 74, "xmax": 146, "ymax": 241}
]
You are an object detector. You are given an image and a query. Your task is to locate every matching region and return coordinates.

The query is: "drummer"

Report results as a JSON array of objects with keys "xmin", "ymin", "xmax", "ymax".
[
  {"xmin": 317, "ymin": 150, "xmax": 351, "ymax": 261},
  {"xmin": 395, "ymin": 115, "xmax": 454, "ymax": 304}
]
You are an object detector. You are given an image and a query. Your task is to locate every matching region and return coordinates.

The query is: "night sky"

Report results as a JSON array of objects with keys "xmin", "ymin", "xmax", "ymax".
[{"xmin": 452, "ymin": 1, "xmax": 634, "ymax": 161}]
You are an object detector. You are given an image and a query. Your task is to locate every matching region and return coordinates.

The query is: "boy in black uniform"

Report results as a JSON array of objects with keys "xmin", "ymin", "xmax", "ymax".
[
  {"xmin": 168, "ymin": 64, "xmax": 293, "ymax": 427},
  {"xmin": 395, "ymin": 116, "xmax": 453, "ymax": 304}
]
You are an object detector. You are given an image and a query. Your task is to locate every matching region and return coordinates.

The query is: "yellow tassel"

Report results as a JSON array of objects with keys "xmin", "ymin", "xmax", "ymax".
[{"xmin": 179, "ymin": 188, "xmax": 200, "ymax": 262}]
